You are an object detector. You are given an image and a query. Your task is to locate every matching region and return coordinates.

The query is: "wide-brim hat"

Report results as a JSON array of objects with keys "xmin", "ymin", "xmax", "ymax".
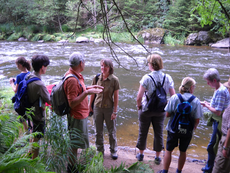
[{"xmin": 223, "ymin": 77, "xmax": 230, "ymax": 89}]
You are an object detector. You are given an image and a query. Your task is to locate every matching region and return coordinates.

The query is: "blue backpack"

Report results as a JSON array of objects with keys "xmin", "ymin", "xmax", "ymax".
[
  {"xmin": 170, "ymin": 93, "xmax": 196, "ymax": 136},
  {"xmin": 146, "ymin": 74, "xmax": 167, "ymax": 112},
  {"xmin": 14, "ymin": 77, "xmax": 41, "ymax": 115}
]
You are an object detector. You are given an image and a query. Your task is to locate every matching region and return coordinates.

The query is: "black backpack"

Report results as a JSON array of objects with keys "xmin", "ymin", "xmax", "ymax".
[
  {"xmin": 146, "ymin": 74, "xmax": 167, "ymax": 112},
  {"xmin": 13, "ymin": 77, "xmax": 41, "ymax": 115},
  {"xmin": 170, "ymin": 93, "xmax": 196, "ymax": 136},
  {"xmin": 51, "ymin": 74, "xmax": 83, "ymax": 116}
]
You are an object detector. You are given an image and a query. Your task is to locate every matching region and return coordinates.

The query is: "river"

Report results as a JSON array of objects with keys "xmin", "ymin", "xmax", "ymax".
[{"xmin": 0, "ymin": 41, "xmax": 230, "ymax": 160}]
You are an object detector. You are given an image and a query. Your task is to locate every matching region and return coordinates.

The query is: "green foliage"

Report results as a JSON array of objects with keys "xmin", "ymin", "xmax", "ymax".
[
  {"xmin": 24, "ymin": 25, "xmax": 41, "ymax": 34},
  {"xmin": 95, "ymin": 24, "xmax": 105, "ymax": 33},
  {"xmin": 193, "ymin": 0, "xmax": 230, "ymax": 36},
  {"xmin": 0, "ymin": 23, "xmax": 14, "ymax": 35},
  {"xmin": 61, "ymin": 24, "xmax": 71, "ymax": 32},
  {"xmin": 0, "ymin": 33, "xmax": 5, "ymax": 40},
  {"xmin": 82, "ymin": 150, "xmax": 105, "ymax": 173},
  {"xmin": 164, "ymin": 32, "xmax": 185, "ymax": 46},
  {"xmin": 120, "ymin": 0, "xmax": 169, "ymax": 31},
  {"xmin": 43, "ymin": 34, "xmax": 56, "ymax": 41},
  {"xmin": 109, "ymin": 32, "xmax": 138, "ymax": 43},
  {"xmin": 7, "ymin": 32, "xmax": 23, "ymax": 41},
  {"xmin": 0, "ymin": 87, "xmax": 49, "ymax": 173},
  {"xmin": 0, "ymin": 86, "xmax": 155, "ymax": 173},
  {"xmin": 163, "ymin": 0, "xmax": 195, "ymax": 36},
  {"xmin": 31, "ymin": 33, "xmax": 44, "ymax": 41},
  {"xmin": 108, "ymin": 162, "xmax": 153, "ymax": 173},
  {"xmin": 39, "ymin": 112, "xmax": 73, "ymax": 172}
]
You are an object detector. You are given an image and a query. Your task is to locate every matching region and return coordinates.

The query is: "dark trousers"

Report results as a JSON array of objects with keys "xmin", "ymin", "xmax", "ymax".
[
  {"xmin": 136, "ymin": 110, "xmax": 165, "ymax": 152},
  {"xmin": 204, "ymin": 120, "xmax": 220, "ymax": 173}
]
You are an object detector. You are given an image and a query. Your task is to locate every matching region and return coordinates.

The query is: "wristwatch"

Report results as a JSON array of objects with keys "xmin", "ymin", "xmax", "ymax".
[
  {"xmin": 113, "ymin": 112, "xmax": 117, "ymax": 115},
  {"xmin": 223, "ymin": 146, "xmax": 229, "ymax": 150}
]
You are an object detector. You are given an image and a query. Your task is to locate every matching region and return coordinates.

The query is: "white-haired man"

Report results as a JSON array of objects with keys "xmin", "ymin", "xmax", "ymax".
[{"xmin": 64, "ymin": 52, "xmax": 103, "ymax": 173}]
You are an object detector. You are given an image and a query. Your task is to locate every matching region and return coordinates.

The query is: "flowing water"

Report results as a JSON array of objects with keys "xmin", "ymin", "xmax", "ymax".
[{"xmin": 1, "ymin": 41, "xmax": 230, "ymax": 160}]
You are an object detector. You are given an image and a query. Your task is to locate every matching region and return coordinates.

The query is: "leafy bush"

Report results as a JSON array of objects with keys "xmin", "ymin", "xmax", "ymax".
[
  {"xmin": 31, "ymin": 33, "xmax": 44, "ymax": 41},
  {"xmin": 25, "ymin": 25, "xmax": 41, "ymax": 34},
  {"xmin": 0, "ymin": 87, "xmax": 154, "ymax": 172},
  {"xmin": 0, "ymin": 23, "xmax": 14, "ymax": 35},
  {"xmin": 164, "ymin": 32, "xmax": 185, "ymax": 46},
  {"xmin": 7, "ymin": 32, "xmax": 23, "ymax": 41},
  {"xmin": 43, "ymin": 34, "xmax": 56, "ymax": 42},
  {"xmin": 62, "ymin": 24, "xmax": 72, "ymax": 32},
  {"xmin": 0, "ymin": 88, "xmax": 49, "ymax": 173}
]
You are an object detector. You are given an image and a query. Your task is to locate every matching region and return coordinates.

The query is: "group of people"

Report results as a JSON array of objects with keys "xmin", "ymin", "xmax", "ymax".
[
  {"xmin": 9, "ymin": 52, "xmax": 230, "ymax": 173},
  {"xmin": 9, "ymin": 52, "xmax": 120, "ymax": 173},
  {"xmin": 135, "ymin": 54, "xmax": 230, "ymax": 173}
]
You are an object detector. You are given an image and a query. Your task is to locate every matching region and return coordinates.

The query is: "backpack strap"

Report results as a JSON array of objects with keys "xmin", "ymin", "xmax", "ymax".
[
  {"xmin": 177, "ymin": 93, "xmax": 184, "ymax": 103},
  {"xmin": 64, "ymin": 74, "xmax": 83, "ymax": 93},
  {"xmin": 177, "ymin": 93, "xmax": 196, "ymax": 103},
  {"xmin": 148, "ymin": 74, "xmax": 166, "ymax": 87},
  {"xmin": 95, "ymin": 73, "xmax": 100, "ymax": 84},
  {"xmin": 90, "ymin": 73, "xmax": 101, "ymax": 111},
  {"xmin": 161, "ymin": 74, "xmax": 166, "ymax": 87},
  {"xmin": 188, "ymin": 95, "xmax": 196, "ymax": 103},
  {"xmin": 26, "ymin": 77, "xmax": 41, "ymax": 84},
  {"xmin": 148, "ymin": 75, "xmax": 157, "ymax": 87}
]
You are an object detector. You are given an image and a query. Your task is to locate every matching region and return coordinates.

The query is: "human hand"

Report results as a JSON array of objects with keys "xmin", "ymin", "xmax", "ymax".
[
  {"xmin": 200, "ymin": 101, "xmax": 209, "ymax": 107},
  {"xmin": 87, "ymin": 88, "xmax": 103, "ymax": 95},
  {"xmin": 111, "ymin": 113, "xmax": 117, "ymax": 120},
  {"xmin": 9, "ymin": 77, "xmax": 15, "ymax": 84},
  {"xmin": 222, "ymin": 149, "xmax": 229, "ymax": 158},
  {"xmin": 87, "ymin": 85, "xmax": 104, "ymax": 90}
]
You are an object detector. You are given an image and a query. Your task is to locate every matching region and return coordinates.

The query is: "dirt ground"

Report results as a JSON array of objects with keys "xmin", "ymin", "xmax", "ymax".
[{"xmin": 102, "ymin": 144, "xmax": 205, "ymax": 173}]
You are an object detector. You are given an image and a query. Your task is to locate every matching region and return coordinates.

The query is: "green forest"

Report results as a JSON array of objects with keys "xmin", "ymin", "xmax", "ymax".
[{"xmin": 0, "ymin": 0, "xmax": 229, "ymax": 44}]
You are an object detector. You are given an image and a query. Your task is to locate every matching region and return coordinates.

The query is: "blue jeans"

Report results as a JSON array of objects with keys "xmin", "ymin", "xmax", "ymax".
[{"xmin": 204, "ymin": 120, "xmax": 220, "ymax": 173}]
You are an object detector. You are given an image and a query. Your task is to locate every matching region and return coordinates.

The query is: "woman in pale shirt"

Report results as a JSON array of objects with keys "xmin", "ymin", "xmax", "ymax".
[{"xmin": 136, "ymin": 54, "xmax": 175, "ymax": 164}]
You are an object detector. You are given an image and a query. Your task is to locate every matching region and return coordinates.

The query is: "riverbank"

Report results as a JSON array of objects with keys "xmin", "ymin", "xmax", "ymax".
[{"xmin": 97, "ymin": 144, "xmax": 205, "ymax": 173}]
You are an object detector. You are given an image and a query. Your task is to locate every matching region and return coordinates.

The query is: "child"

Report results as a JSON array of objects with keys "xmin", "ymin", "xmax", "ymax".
[{"xmin": 9, "ymin": 56, "xmax": 31, "ymax": 132}]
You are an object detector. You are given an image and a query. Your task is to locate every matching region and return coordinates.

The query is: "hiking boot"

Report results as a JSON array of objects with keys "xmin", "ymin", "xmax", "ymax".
[
  {"xmin": 136, "ymin": 153, "xmax": 144, "ymax": 161},
  {"xmin": 110, "ymin": 152, "xmax": 118, "ymax": 160},
  {"xmin": 157, "ymin": 170, "xmax": 168, "ymax": 173},
  {"xmin": 154, "ymin": 157, "xmax": 162, "ymax": 165},
  {"xmin": 201, "ymin": 167, "xmax": 211, "ymax": 173}
]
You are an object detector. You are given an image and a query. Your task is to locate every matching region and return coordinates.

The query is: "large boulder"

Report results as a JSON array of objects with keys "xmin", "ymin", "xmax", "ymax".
[
  {"xmin": 18, "ymin": 37, "xmax": 27, "ymax": 42},
  {"xmin": 197, "ymin": 31, "xmax": 211, "ymax": 44},
  {"xmin": 58, "ymin": 40, "xmax": 69, "ymax": 43},
  {"xmin": 210, "ymin": 38, "xmax": 230, "ymax": 48},
  {"xmin": 138, "ymin": 28, "xmax": 166, "ymax": 44},
  {"xmin": 185, "ymin": 31, "xmax": 211, "ymax": 45},
  {"xmin": 89, "ymin": 37, "xmax": 105, "ymax": 43},
  {"xmin": 76, "ymin": 36, "xmax": 89, "ymax": 43},
  {"xmin": 185, "ymin": 33, "xmax": 198, "ymax": 45}
]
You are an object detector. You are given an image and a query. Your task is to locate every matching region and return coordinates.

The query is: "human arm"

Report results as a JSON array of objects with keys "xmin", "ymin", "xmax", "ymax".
[
  {"xmin": 194, "ymin": 118, "xmax": 200, "ymax": 130},
  {"xmin": 111, "ymin": 89, "xmax": 119, "ymax": 120},
  {"xmin": 69, "ymin": 88, "xmax": 102, "ymax": 108},
  {"xmin": 201, "ymin": 101, "xmax": 222, "ymax": 116},
  {"xmin": 166, "ymin": 112, "xmax": 171, "ymax": 117},
  {"xmin": 169, "ymin": 88, "xmax": 176, "ymax": 97},
  {"xmin": 222, "ymin": 128, "xmax": 230, "ymax": 158},
  {"xmin": 9, "ymin": 78, "xmax": 18, "ymax": 93},
  {"xmin": 86, "ymin": 85, "xmax": 104, "ymax": 90},
  {"xmin": 136, "ymin": 85, "xmax": 146, "ymax": 110},
  {"xmin": 88, "ymin": 94, "xmax": 96, "ymax": 112}
]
